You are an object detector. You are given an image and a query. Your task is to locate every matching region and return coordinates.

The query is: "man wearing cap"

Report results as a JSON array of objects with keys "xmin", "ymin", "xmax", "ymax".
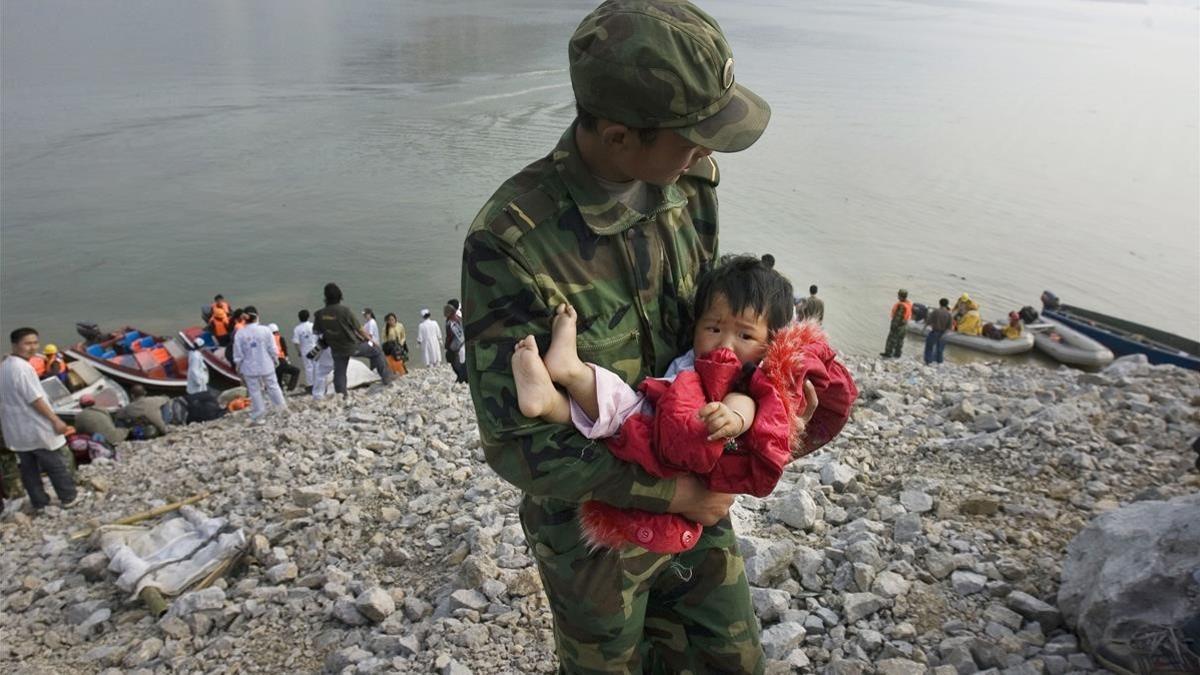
[
  {"xmin": 74, "ymin": 395, "xmax": 129, "ymax": 444},
  {"xmin": 417, "ymin": 309, "xmax": 443, "ymax": 368},
  {"xmin": 187, "ymin": 337, "xmax": 210, "ymax": 395},
  {"xmin": 462, "ymin": 1, "xmax": 770, "ymax": 671},
  {"xmin": 231, "ymin": 307, "xmax": 287, "ymax": 422}
]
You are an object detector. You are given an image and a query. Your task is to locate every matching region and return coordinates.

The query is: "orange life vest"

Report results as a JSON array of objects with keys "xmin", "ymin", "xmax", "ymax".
[
  {"xmin": 29, "ymin": 355, "xmax": 47, "ymax": 377},
  {"xmin": 273, "ymin": 333, "xmax": 285, "ymax": 359},
  {"xmin": 45, "ymin": 354, "xmax": 68, "ymax": 376},
  {"xmin": 210, "ymin": 303, "xmax": 229, "ymax": 337},
  {"xmin": 891, "ymin": 300, "xmax": 913, "ymax": 321}
]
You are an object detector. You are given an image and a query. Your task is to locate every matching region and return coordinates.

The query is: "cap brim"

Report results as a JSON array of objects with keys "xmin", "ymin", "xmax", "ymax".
[{"xmin": 675, "ymin": 83, "xmax": 771, "ymax": 153}]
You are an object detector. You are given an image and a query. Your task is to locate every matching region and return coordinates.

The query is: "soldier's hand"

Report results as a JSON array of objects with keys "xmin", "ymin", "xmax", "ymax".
[{"xmin": 667, "ymin": 474, "xmax": 733, "ymax": 526}]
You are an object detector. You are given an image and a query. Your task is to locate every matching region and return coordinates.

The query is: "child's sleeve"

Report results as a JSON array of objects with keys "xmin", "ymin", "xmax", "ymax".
[{"xmin": 798, "ymin": 342, "xmax": 858, "ymax": 455}]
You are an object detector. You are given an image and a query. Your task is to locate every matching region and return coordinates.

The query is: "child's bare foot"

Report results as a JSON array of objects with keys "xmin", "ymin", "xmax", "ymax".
[
  {"xmin": 512, "ymin": 336, "xmax": 558, "ymax": 419},
  {"xmin": 543, "ymin": 304, "xmax": 589, "ymax": 385},
  {"xmin": 542, "ymin": 303, "xmax": 588, "ymax": 386}
]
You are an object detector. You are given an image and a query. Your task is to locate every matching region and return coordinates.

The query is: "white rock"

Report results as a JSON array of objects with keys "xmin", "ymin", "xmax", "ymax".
[
  {"xmin": 356, "ymin": 586, "xmax": 396, "ymax": 623},
  {"xmin": 870, "ymin": 571, "xmax": 911, "ymax": 598},
  {"xmin": 760, "ymin": 621, "xmax": 806, "ymax": 660},
  {"xmin": 768, "ymin": 489, "xmax": 818, "ymax": 530},
  {"xmin": 842, "ymin": 592, "xmax": 887, "ymax": 623},
  {"xmin": 951, "ymin": 570, "xmax": 987, "ymax": 595}
]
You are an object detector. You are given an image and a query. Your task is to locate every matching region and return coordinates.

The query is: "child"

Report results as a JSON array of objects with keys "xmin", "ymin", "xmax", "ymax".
[{"xmin": 512, "ymin": 255, "xmax": 858, "ymax": 553}]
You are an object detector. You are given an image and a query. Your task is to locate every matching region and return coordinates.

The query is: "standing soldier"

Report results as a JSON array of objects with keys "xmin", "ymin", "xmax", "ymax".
[
  {"xmin": 461, "ymin": 1, "xmax": 771, "ymax": 671},
  {"xmin": 881, "ymin": 288, "xmax": 913, "ymax": 358}
]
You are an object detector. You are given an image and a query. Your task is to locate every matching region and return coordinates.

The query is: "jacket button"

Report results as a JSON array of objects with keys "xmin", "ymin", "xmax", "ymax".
[
  {"xmin": 635, "ymin": 527, "xmax": 654, "ymax": 544},
  {"xmin": 681, "ymin": 531, "xmax": 694, "ymax": 545}
]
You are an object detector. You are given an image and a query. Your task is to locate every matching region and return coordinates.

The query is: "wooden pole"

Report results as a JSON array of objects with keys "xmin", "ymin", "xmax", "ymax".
[
  {"xmin": 69, "ymin": 491, "xmax": 213, "ymax": 541},
  {"xmin": 194, "ymin": 550, "xmax": 246, "ymax": 591}
]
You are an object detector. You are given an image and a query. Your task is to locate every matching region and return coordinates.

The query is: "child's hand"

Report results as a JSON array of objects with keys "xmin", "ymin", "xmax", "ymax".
[{"xmin": 699, "ymin": 401, "xmax": 746, "ymax": 441}]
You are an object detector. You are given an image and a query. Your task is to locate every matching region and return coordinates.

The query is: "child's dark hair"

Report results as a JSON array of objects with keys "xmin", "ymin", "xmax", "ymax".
[{"xmin": 693, "ymin": 254, "xmax": 794, "ymax": 332}]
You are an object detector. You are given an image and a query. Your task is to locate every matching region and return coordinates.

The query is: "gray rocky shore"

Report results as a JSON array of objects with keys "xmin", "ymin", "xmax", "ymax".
[{"xmin": 1, "ymin": 354, "xmax": 1197, "ymax": 674}]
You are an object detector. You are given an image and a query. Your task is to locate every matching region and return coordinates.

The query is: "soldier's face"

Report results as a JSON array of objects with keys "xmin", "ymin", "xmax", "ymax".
[
  {"xmin": 617, "ymin": 130, "xmax": 713, "ymax": 187},
  {"xmin": 692, "ymin": 293, "xmax": 770, "ymax": 365}
]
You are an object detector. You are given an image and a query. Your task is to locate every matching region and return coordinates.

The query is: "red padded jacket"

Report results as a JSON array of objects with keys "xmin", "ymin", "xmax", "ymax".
[{"xmin": 579, "ymin": 321, "xmax": 859, "ymax": 553}]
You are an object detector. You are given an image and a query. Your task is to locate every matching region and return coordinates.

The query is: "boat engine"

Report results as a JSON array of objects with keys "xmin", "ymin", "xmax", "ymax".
[{"xmin": 75, "ymin": 322, "xmax": 103, "ymax": 345}]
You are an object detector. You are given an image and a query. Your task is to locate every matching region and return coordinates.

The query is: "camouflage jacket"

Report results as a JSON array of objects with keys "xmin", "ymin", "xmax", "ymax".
[{"xmin": 461, "ymin": 124, "xmax": 734, "ymax": 548}]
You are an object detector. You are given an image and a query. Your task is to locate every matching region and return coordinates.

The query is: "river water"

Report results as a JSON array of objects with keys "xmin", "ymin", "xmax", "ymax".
[{"xmin": 3, "ymin": 0, "xmax": 1197, "ymax": 359}]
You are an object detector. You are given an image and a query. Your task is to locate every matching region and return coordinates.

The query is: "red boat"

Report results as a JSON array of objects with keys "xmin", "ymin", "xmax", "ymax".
[
  {"xmin": 66, "ymin": 324, "xmax": 189, "ymax": 391},
  {"xmin": 177, "ymin": 326, "xmax": 241, "ymax": 384}
]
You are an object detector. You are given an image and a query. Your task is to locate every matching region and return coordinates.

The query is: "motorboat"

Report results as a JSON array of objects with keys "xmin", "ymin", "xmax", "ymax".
[
  {"xmin": 177, "ymin": 326, "xmax": 241, "ymax": 384},
  {"xmin": 41, "ymin": 359, "xmax": 130, "ymax": 419},
  {"xmin": 66, "ymin": 323, "xmax": 189, "ymax": 391},
  {"xmin": 1040, "ymin": 292, "xmax": 1199, "ymax": 371}
]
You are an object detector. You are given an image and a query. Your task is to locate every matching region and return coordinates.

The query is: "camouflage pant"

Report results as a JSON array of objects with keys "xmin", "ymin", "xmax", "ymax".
[
  {"xmin": 0, "ymin": 447, "xmax": 22, "ymax": 499},
  {"xmin": 883, "ymin": 323, "xmax": 906, "ymax": 357},
  {"xmin": 522, "ymin": 501, "xmax": 764, "ymax": 674},
  {"xmin": 0, "ymin": 446, "xmax": 75, "ymax": 501}
]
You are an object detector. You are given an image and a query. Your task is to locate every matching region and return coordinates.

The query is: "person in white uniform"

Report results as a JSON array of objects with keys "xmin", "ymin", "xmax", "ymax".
[
  {"xmin": 362, "ymin": 308, "xmax": 380, "ymax": 346},
  {"xmin": 186, "ymin": 338, "xmax": 209, "ymax": 394},
  {"xmin": 310, "ymin": 347, "xmax": 335, "ymax": 399},
  {"xmin": 0, "ymin": 327, "xmax": 77, "ymax": 508},
  {"xmin": 292, "ymin": 309, "xmax": 319, "ymax": 391},
  {"xmin": 417, "ymin": 308, "xmax": 443, "ymax": 367},
  {"xmin": 232, "ymin": 307, "xmax": 287, "ymax": 420}
]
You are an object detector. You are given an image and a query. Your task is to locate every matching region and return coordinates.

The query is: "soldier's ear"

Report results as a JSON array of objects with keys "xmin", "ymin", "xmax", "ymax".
[{"xmin": 599, "ymin": 123, "xmax": 633, "ymax": 150}]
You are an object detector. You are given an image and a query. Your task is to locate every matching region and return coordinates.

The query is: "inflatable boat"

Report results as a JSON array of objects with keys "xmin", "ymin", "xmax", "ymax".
[
  {"xmin": 1029, "ymin": 317, "xmax": 1114, "ymax": 369},
  {"xmin": 905, "ymin": 320, "xmax": 1034, "ymax": 355},
  {"xmin": 67, "ymin": 324, "xmax": 190, "ymax": 391}
]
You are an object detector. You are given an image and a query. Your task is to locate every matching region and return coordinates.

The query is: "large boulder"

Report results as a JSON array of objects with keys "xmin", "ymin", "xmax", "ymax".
[{"xmin": 1057, "ymin": 493, "xmax": 1200, "ymax": 654}]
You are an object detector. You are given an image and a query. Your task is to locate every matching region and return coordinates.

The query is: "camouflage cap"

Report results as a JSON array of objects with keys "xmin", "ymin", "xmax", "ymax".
[{"xmin": 569, "ymin": 0, "xmax": 770, "ymax": 153}]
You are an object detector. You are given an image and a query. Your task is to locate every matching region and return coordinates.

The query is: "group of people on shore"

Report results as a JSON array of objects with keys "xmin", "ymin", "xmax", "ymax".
[
  {"xmin": 883, "ymin": 290, "xmax": 1026, "ymax": 363},
  {"xmin": 199, "ymin": 284, "xmax": 470, "ymax": 422}
]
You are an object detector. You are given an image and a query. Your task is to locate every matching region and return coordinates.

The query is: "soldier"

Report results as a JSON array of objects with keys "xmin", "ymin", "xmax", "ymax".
[
  {"xmin": 461, "ymin": 1, "xmax": 772, "ymax": 671},
  {"xmin": 881, "ymin": 288, "xmax": 912, "ymax": 359}
]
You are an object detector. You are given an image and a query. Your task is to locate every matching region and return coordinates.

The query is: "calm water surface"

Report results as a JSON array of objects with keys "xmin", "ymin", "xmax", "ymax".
[{"xmin": 3, "ymin": 0, "xmax": 1197, "ymax": 359}]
